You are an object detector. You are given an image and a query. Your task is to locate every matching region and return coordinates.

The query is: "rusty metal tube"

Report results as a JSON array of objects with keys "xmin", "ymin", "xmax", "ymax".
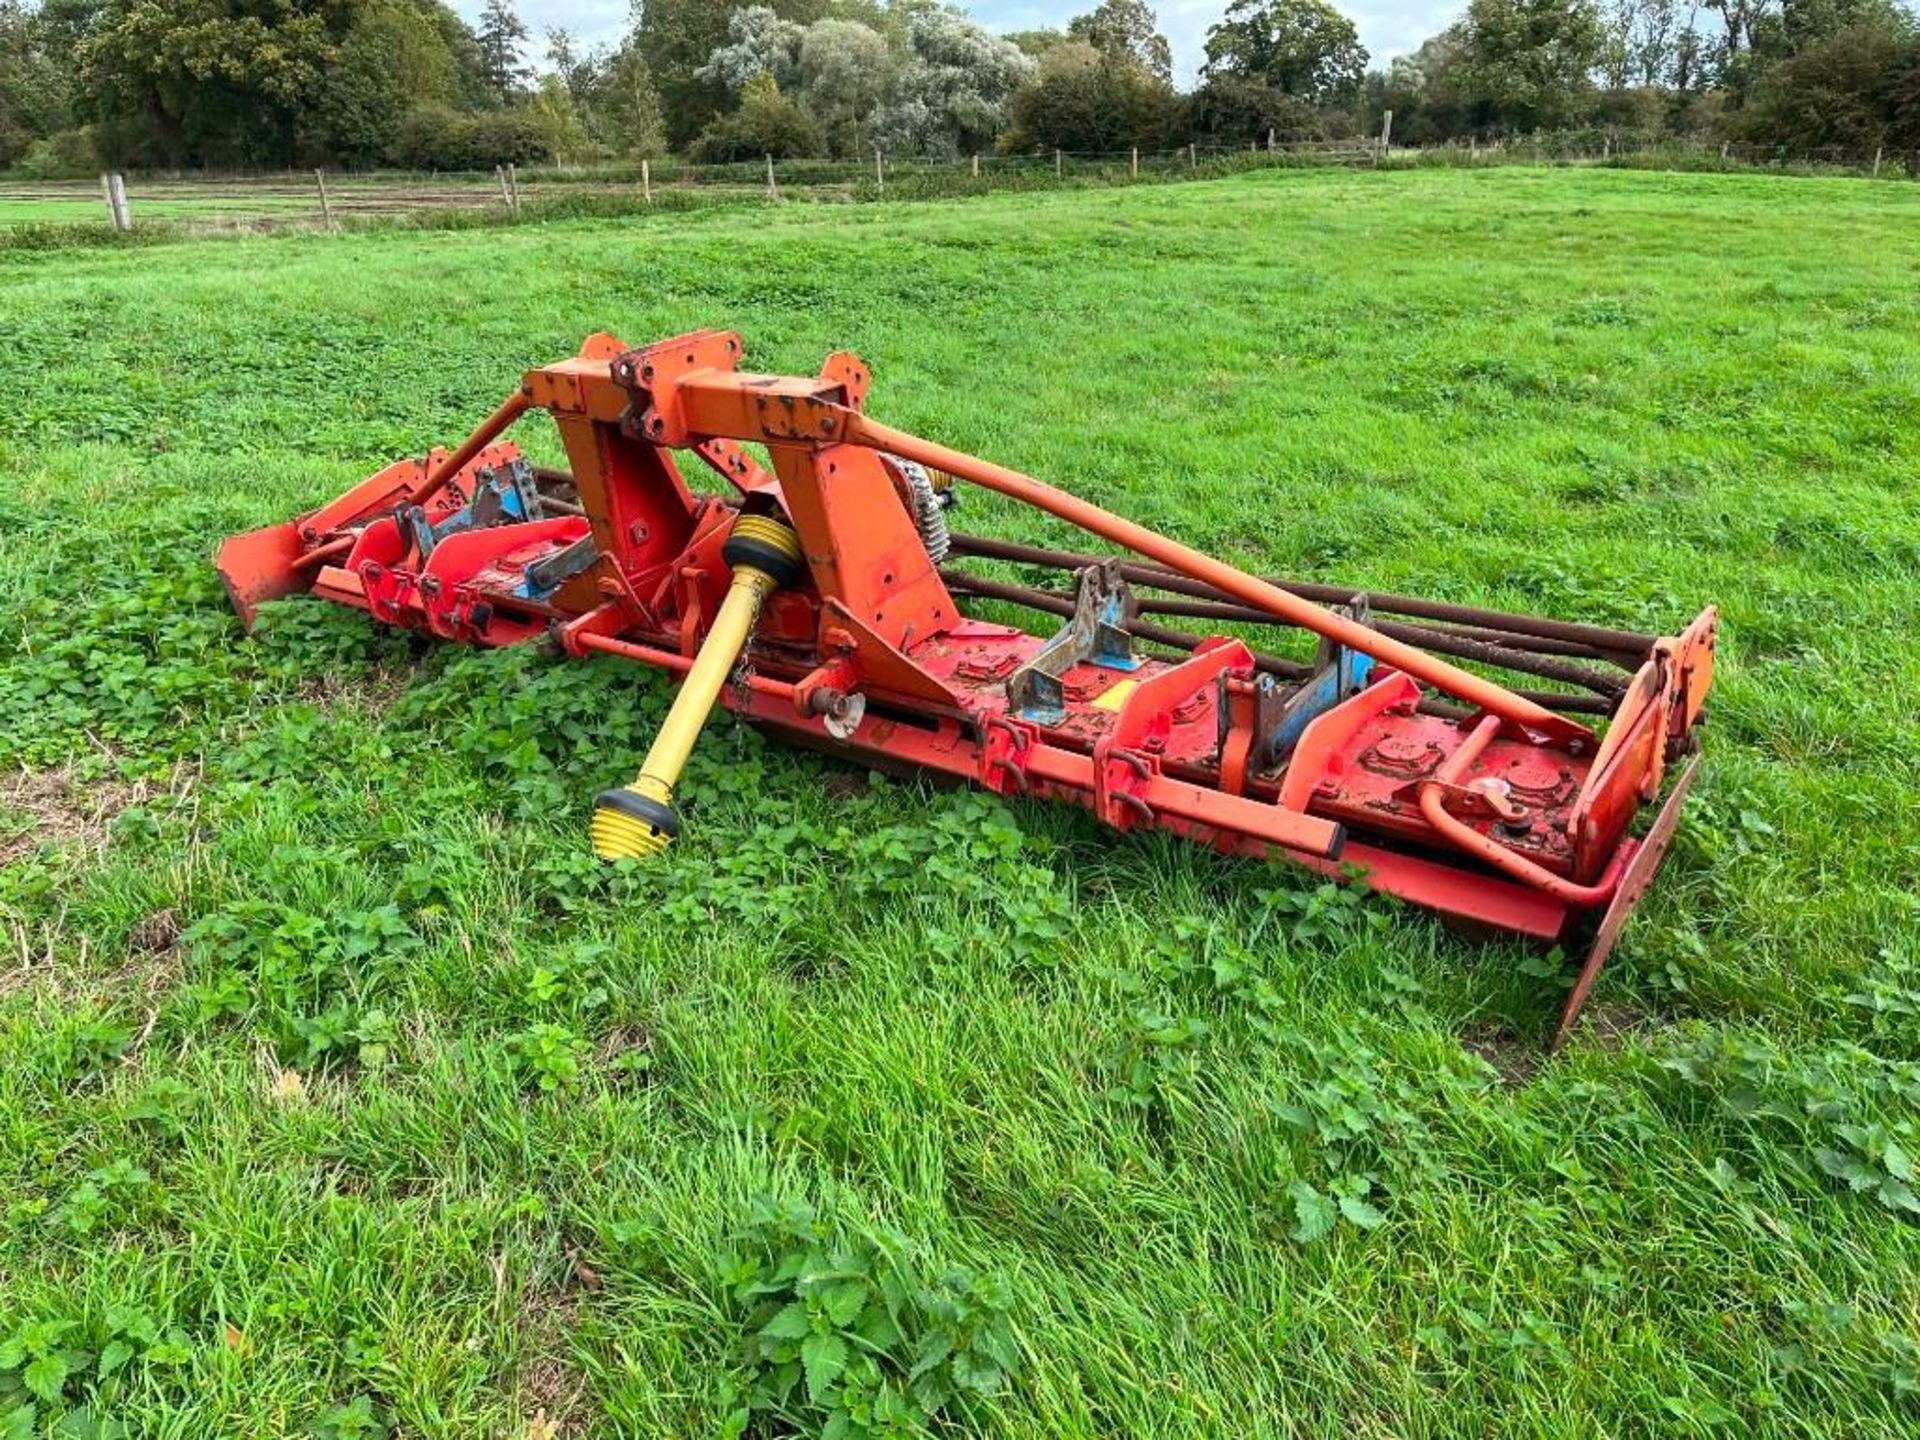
[
  {"xmin": 404, "ymin": 389, "xmax": 532, "ymax": 506},
  {"xmin": 946, "ymin": 531, "xmax": 1656, "ymax": 659},
  {"xmin": 1417, "ymin": 716, "xmax": 1624, "ymax": 906},
  {"xmin": 1121, "ymin": 593, "xmax": 1627, "ymax": 695},
  {"xmin": 1138, "ymin": 594, "xmax": 1631, "ymax": 665},
  {"xmin": 291, "ymin": 534, "xmax": 355, "ymax": 572},
  {"xmin": 846, "ymin": 413, "xmax": 1589, "ymax": 741},
  {"xmin": 943, "ymin": 571, "xmax": 1615, "ymax": 715}
]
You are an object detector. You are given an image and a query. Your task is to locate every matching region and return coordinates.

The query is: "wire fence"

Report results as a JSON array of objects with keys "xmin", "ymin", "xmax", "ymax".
[{"xmin": 1, "ymin": 133, "xmax": 1913, "ymax": 239}]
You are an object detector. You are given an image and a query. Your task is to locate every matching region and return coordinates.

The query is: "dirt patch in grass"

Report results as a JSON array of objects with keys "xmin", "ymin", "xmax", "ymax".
[
  {"xmin": 295, "ymin": 664, "xmax": 415, "ymax": 716},
  {"xmin": 822, "ymin": 771, "xmax": 871, "ymax": 804},
  {"xmin": 1463, "ymin": 1021, "xmax": 1541, "ymax": 1088},
  {"xmin": 510, "ymin": 1264, "xmax": 592, "ymax": 1434},
  {"xmin": 1575, "ymin": 1000, "xmax": 1653, "ymax": 1051},
  {"xmin": 596, "ymin": 1022, "xmax": 652, "ymax": 1063},
  {"xmin": 0, "ymin": 762, "xmax": 151, "ymax": 866}
]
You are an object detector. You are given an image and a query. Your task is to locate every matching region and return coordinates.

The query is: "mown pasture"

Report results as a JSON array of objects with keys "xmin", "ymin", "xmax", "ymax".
[{"xmin": 2, "ymin": 165, "xmax": 1918, "ymax": 1437}]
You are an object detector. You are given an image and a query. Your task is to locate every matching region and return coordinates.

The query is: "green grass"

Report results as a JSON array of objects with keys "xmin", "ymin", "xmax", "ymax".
[{"xmin": 2, "ymin": 166, "xmax": 1919, "ymax": 1438}]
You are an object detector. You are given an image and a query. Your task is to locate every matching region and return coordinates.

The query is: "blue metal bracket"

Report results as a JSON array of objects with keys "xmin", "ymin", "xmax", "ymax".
[
  {"xmin": 1009, "ymin": 562, "xmax": 1141, "ymax": 726},
  {"xmin": 1219, "ymin": 599, "xmax": 1378, "ymax": 774},
  {"xmin": 401, "ymin": 457, "xmax": 542, "ymax": 559}
]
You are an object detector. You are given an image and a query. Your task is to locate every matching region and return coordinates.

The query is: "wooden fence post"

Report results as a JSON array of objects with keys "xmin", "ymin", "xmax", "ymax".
[
  {"xmin": 1188, "ymin": 142, "xmax": 1196, "ymax": 169},
  {"xmin": 1872, "ymin": 145, "xmax": 1883, "ymax": 177},
  {"xmin": 1055, "ymin": 148, "xmax": 1063, "ymax": 178},
  {"xmin": 506, "ymin": 162, "xmax": 521, "ymax": 212},
  {"xmin": 1131, "ymin": 146, "xmax": 1138, "ymax": 178},
  {"xmin": 1469, "ymin": 136, "xmax": 1477, "ymax": 163},
  {"xmin": 642, "ymin": 158, "xmax": 652, "ymax": 203},
  {"xmin": 101, "ymin": 173, "xmax": 132, "ymax": 231},
  {"xmin": 971, "ymin": 153, "xmax": 980, "ymax": 178},
  {"xmin": 765, "ymin": 153, "xmax": 779, "ymax": 202},
  {"xmin": 314, "ymin": 170, "xmax": 336, "ymax": 232},
  {"xmin": 1380, "ymin": 109, "xmax": 1393, "ymax": 164},
  {"xmin": 875, "ymin": 149, "xmax": 884, "ymax": 196},
  {"xmin": 496, "ymin": 165, "xmax": 513, "ymax": 210}
]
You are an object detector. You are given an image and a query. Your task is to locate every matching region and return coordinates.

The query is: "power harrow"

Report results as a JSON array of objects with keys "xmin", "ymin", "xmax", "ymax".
[{"xmin": 218, "ymin": 330, "xmax": 1716, "ymax": 1046}]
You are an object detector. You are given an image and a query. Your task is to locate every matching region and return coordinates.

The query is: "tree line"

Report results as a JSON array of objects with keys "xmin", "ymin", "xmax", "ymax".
[{"xmin": 1, "ymin": 0, "xmax": 1915, "ymax": 177}]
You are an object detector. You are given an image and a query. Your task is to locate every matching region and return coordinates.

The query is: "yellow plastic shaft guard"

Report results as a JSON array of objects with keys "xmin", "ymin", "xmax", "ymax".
[{"xmin": 590, "ymin": 516, "xmax": 802, "ymax": 860}]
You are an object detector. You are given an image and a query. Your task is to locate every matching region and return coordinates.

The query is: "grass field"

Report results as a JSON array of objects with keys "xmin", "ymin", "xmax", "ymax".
[{"xmin": 2, "ymin": 166, "xmax": 1918, "ymax": 1438}]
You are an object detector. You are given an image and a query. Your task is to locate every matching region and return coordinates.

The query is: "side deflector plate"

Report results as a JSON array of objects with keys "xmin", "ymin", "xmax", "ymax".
[{"xmin": 1553, "ymin": 754, "xmax": 1702, "ymax": 1049}]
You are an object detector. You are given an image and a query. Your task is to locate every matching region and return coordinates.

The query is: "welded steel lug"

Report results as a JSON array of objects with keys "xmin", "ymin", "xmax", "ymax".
[
  {"xmin": 1007, "ymin": 562, "xmax": 1140, "ymax": 725},
  {"xmin": 1423, "ymin": 776, "xmax": 1530, "ymax": 824}
]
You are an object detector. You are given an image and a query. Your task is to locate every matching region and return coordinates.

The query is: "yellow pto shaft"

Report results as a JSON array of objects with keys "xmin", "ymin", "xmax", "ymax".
[{"xmin": 590, "ymin": 514, "xmax": 804, "ymax": 860}]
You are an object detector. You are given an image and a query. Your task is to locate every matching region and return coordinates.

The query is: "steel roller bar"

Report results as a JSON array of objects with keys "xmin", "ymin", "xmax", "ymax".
[
  {"xmin": 1118, "ymin": 592, "xmax": 1628, "ymax": 696},
  {"xmin": 946, "ymin": 532, "xmax": 1656, "ymax": 660},
  {"xmin": 942, "ymin": 571, "xmax": 1616, "ymax": 716}
]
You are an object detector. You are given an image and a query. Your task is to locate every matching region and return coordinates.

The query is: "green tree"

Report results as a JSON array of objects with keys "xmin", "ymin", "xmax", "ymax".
[
  {"xmin": 1202, "ymin": 0, "xmax": 1370, "ymax": 104},
  {"xmin": 797, "ymin": 17, "xmax": 895, "ymax": 157},
  {"xmin": 307, "ymin": 0, "xmax": 468, "ymax": 166},
  {"xmin": 476, "ymin": 0, "xmax": 531, "ymax": 101},
  {"xmin": 1738, "ymin": 19, "xmax": 1919, "ymax": 146},
  {"xmin": 545, "ymin": 26, "xmax": 596, "ymax": 107},
  {"xmin": 637, "ymin": 0, "xmax": 735, "ymax": 147},
  {"xmin": 1362, "ymin": 34, "xmax": 1472, "ymax": 142},
  {"xmin": 698, "ymin": 4, "xmax": 807, "ymax": 92},
  {"xmin": 637, "ymin": 0, "xmax": 830, "ymax": 151},
  {"xmin": 869, "ymin": 8, "xmax": 1032, "ymax": 157},
  {"xmin": 1004, "ymin": 27, "xmax": 1070, "ymax": 58},
  {"xmin": 599, "ymin": 41, "xmax": 668, "ymax": 156},
  {"xmin": 1067, "ymin": 0, "xmax": 1174, "ymax": 83},
  {"xmin": 1185, "ymin": 72, "xmax": 1330, "ymax": 144},
  {"xmin": 688, "ymin": 70, "xmax": 824, "ymax": 159},
  {"xmin": 1755, "ymin": 0, "xmax": 1914, "ymax": 58},
  {"xmin": 77, "ymin": 0, "xmax": 346, "ymax": 166},
  {"xmin": 1003, "ymin": 38, "xmax": 1178, "ymax": 151},
  {"xmin": 528, "ymin": 72, "xmax": 592, "ymax": 160},
  {"xmin": 71, "ymin": 0, "xmax": 483, "ymax": 168},
  {"xmin": 0, "ymin": 1, "xmax": 80, "ymax": 167},
  {"xmin": 539, "ymin": 26, "xmax": 666, "ymax": 157},
  {"xmin": 1445, "ymin": 0, "xmax": 1608, "ymax": 131}
]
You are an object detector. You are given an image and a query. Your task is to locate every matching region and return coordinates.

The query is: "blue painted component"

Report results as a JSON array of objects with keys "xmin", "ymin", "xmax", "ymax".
[
  {"xmin": 1262, "ymin": 602, "xmax": 1378, "ymax": 766},
  {"xmin": 1270, "ymin": 658, "xmax": 1359, "ymax": 758},
  {"xmin": 402, "ymin": 459, "xmax": 540, "ymax": 559},
  {"xmin": 1091, "ymin": 590, "xmax": 1142, "ymax": 672},
  {"xmin": 1008, "ymin": 563, "xmax": 1141, "ymax": 725}
]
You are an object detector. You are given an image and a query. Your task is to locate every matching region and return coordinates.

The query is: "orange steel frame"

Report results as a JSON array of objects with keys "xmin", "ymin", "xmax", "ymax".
[{"xmin": 218, "ymin": 329, "xmax": 1718, "ymax": 1047}]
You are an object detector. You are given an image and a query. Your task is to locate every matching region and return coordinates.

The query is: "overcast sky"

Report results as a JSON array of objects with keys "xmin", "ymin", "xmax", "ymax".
[{"xmin": 450, "ymin": 0, "xmax": 1453, "ymax": 84}]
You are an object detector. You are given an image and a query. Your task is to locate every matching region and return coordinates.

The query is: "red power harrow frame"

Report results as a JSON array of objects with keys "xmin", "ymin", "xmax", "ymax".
[{"xmin": 218, "ymin": 330, "xmax": 1716, "ymax": 1047}]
